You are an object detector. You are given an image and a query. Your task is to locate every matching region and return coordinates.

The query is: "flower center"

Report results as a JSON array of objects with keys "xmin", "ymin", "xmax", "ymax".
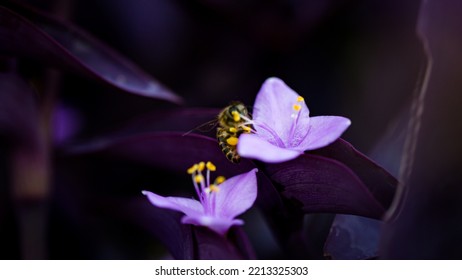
[
  {"xmin": 288, "ymin": 95, "xmax": 305, "ymax": 145},
  {"xmin": 187, "ymin": 161, "xmax": 226, "ymax": 215}
]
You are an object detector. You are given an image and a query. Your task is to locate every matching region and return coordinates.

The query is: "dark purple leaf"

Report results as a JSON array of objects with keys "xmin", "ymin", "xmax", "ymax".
[
  {"xmin": 0, "ymin": 73, "xmax": 39, "ymax": 148},
  {"xmin": 193, "ymin": 227, "xmax": 254, "ymax": 259},
  {"xmin": 324, "ymin": 214, "xmax": 381, "ymax": 259},
  {"xmin": 108, "ymin": 107, "xmax": 220, "ymax": 139},
  {"xmin": 310, "ymin": 139, "xmax": 397, "ymax": 210},
  {"xmin": 255, "ymin": 171, "xmax": 311, "ymax": 258},
  {"xmin": 264, "ymin": 154, "xmax": 385, "ymax": 219},
  {"xmin": 0, "ymin": 3, "xmax": 181, "ymax": 103},
  {"xmin": 66, "ymin": 132, "xmax": 255, "ymax": 178},
  {"xmin": 227, "ymin": 227, "xmax": 256, "ymax": 259}
]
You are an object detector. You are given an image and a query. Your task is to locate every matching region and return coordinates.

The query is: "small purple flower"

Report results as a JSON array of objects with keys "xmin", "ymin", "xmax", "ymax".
[
  {"xmin": 142, "ymin": 162, "xmax": 258, "ymax": 236},
  {"xmin": 237, "ymin": 77, "xmax": 351, "ymax": 163}
]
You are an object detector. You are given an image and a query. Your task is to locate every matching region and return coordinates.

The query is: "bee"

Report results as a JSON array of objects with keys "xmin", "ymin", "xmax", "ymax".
[{"xmin": 216, "ymin": 101, "xmax": 253, "ymax": 163}]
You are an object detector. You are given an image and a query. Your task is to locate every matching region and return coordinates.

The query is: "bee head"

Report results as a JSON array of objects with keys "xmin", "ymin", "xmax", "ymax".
[{"xmin": 227, "ymin": 101, "xmax": 248, "ymax": 118}]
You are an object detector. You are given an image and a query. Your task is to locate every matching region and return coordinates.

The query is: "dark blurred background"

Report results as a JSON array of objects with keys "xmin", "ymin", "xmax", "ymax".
[{"xmin": 7, "ymin": 0, "xmax": 461, "ymax": 260}]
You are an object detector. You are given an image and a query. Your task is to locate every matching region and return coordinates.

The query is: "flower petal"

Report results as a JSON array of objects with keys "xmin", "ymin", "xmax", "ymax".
[
  {"xmin": 296, "ymin": 116, "xmax": 351, "ymax": 151},
  {"xmin": 253, "ymin": 77, "xmax": 310, "ymax": 145},
  {"xmin": 214, "ymin": 168, "xmax": 258, "ymax": 219},
  {"xmin": 182, "ymin": 216, "xmax": 243, "ymax": 236},
  {"xmin": 237, "ymin": 134, "xmax": 302, "ymax": 163},
  {"xmin": 142, "ymin": 191, "xmax": 204, "ymax": 217}
]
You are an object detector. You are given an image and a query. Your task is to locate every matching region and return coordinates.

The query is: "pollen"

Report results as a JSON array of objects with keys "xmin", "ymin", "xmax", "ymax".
[
  {"xmin": 206, "ymin": 161, "xmax": 216, "ymax": 171},
  {"xmin": 231, "ymin": 111, "xmax": 241, "ymax": 122},
  {"xmin": 229, "ymin": 127, "xmax": 237, "ymax": 133},
  {"xmin": 297, "ymin": 96, "xmax": 304, "ymax": 102},
  {"xmin": 242, "ymin": 125, "xmax": 252, "ymax": 132},
  {"xmin": 194, "ymin": 174, "xmax": 204, "ymax": 183},
  {"xmin": 209, "ymin": 184, "xmax": 220, "ymax": 193},
  {"xmin": 215, "ymin": 176, "xmax": 226, "ymax": 184},
  {"xmin": 293, "ymin": 104, "xmax": 302, "ymax": 111},
  {"xmin": 198, "ymin": 161, "xmax": 205, "ymax": 172},
  {"xmin": 226, "ymin": 136, "xmax": 239, "ymax": 146},
  {"xmin": 187, "ymin": 164, "xmax": 198, "ymax": 174}
]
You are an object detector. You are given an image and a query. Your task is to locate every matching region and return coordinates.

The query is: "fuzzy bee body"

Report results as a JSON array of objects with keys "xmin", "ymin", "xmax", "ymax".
[
  {"xmin": 216, "ymin": 102, "xmax": 252, "ymax": 164},
  {"xmin": 217, "ymin": 127, "xmax": 240, "ymax": 163}
]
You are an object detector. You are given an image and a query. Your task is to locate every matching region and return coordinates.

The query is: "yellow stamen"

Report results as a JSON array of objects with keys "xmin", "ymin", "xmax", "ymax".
[
  {"xmin": 206, "ymin": 161, "xmax": 216, "ymax": 171},
  {"xmin": 187, "ymin": 164, "xmax": 198, "ymax": 174},
  {"xmin": 293, "ymin": 104, "xmax": 302, "ymax": 111},
  {"xmin": 226, "ymin": 137, "xmax": 239, "ymax": 146},
  {"xmin": 297, "ymin": 96, "xmax": 304, "ymax": 102},
  {"xmin": 209, "ymin": 184, "xmax": 220, "ymax": 193},
  {"xmin": 242, "ymin": 125, "xmax": 252, "ymax": 132},
  {"xmin": 194, "ymin": 174, "xmax": 204, "ymax": 183},
  {"xmin": 229, "ymin": 127, "xmax": 237, "ymax": 133},
  {"xmin": 215, "ymin": 176, "xmax": 226, "ymax": 184},
  {"xmin": 231, "ymin": 111, "xmax": 241, "ymax": 122},
  {"xmin": 198, "ymin": 161, "xmax": 205, "ymax": 172}
]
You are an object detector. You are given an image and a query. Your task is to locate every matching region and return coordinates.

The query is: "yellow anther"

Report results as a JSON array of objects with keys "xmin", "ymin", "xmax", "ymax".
[
  {"xmin": 229, "ymin": 127, "xmax": 237, "ymax": 133},
  {"xmin": 297, "ymin": 96, "xmax": 304, "ymax": 102},
  {"xmin": 198, "ymin": 161, "xmax": 205, "ymax": 172},
  {"xmin": 215, "ymin": 176, "xmax": 226, "ymax": 184},
  {"xmin": 242, "ymin": 125, "xmax": 252, "ymax": 132},
  {"xmin": 187, "ymin": 164, "xmax": 198, "ymax": 174},
  {"xmin": 231, "ymin": 111, "xmax": 241, "ymax": 122},
  {"xmin": 293, "ymin": 104, "xmax": 302, "ymax": 111},
  {"xmin": 206, "ymin": 161, "xmax": 216, "ymax": 171},
  {"xmin": 209, "ymin": 184, "xmax": 220, "ymax": 193},
  {"xmin": 226, "ymin": 137, "xmax": 239, "ymax": 146},
  {"xmin": 194, "ymin": 174, "xmax": 204, "ymax": 183}
]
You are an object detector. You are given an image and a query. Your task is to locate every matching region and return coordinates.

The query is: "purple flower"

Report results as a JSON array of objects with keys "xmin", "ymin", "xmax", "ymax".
[
  {"xmin": 237, "ymin": 77, "xmax": 351, "ymax": 163},
  {"xmin": 142, "ymin": 162, "xmax": 258, "ymax": 236}
]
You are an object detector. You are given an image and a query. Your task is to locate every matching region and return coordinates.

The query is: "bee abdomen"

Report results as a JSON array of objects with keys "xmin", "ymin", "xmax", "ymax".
[{"xmin": 217, "ymin": 127, "xmax": 240, "ymax": 163}]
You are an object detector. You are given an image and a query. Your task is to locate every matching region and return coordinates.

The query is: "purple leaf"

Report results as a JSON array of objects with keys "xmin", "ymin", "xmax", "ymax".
[
  {"xmin": 193, "ymin": 227, "xmax": 255, "ymax": 259},
  {"xmin": 106, "ymin": 107, "xmax": 220, "ymax": 139},
  {"xmin": 310, "ymin": 139, "xmax": 397, "ymax": 210},
  {"xmin": 66, "ymin": 132, "xmax": 255, "ymax": 178},
  {"xmin": 0, "ymin": 3, "xmax": 181, "ymax": 103},
  {"xmin": 263, "ymin": 154, "xmax": 385, "ymax": 219}
]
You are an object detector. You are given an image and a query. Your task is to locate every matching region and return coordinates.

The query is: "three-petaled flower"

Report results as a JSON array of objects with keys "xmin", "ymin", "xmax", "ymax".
[
  {"xmin": 142, "ymin": 162, "xmax": 258, "ymax": 235},
  {"xmin": 237, "ymin": 77, "xmax": 351, "ymax": 163}
]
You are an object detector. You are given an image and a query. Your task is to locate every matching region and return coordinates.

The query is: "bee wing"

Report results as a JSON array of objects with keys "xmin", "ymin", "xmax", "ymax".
[{"xmin": 182, "ymin": 119, "xmax": 218, "ymax": 136}]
